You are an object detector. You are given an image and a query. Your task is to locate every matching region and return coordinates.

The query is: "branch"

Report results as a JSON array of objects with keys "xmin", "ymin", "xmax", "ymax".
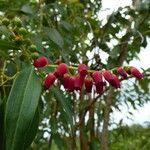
[{"xmin": 75, "ymin": 93, "xmax": 103, "ymax": 129}]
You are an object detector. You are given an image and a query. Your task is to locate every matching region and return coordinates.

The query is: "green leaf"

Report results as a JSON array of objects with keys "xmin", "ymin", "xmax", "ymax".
[
  {"xmin": 0, "ymin": 39, "xmax": 18, "ymax": 50},
  {"xmin": 90, "ymin": 138, "xmax": 100, "ymax": 150},
  {"xmin": 46, "ymin": 28, "xmax": 64, "ymax": 48},
  {"xmin": 0, "ymin": 50, "xmax": 8, "ymax": 58},
  {"xmin": 53, "ymin": 133, "xmax": 67, "ymax": 150},
  {"xmin": 5, "ymin": 67, "xmax": 42, "ymax": 150},
  {"xmin": 52, "ymin": 87, "xmax": 73, "ymax": 127},
  {"xmin": 0, "ymin": 97, "xmax": 5, "ymax": 150},
  {"xmin": 109, "ymin": 46, "xmax": 120, "ymax": 59},
  {"xmin": 60, "ymin": 20, "xmax": 73, "ymax": 32},
  {"xmin": 22, "ymin": 108, "xmax": 39, "ymax": 148},
  {"xmin": 0, "ymin": 26, "xmax": 12, "ymax": 37},
  {"xmin": 21, "ymin": 4, "xmax": 34, "ymax": 15},
  {"xmin": 138, "ymin": 78, "xmax": 150, "ymax": 93}
]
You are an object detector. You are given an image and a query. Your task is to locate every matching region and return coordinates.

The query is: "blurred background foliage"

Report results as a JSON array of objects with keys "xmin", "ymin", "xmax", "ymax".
[{"xmin": 0, "ymin": 0, "xmax": 150, "ymax": 149}]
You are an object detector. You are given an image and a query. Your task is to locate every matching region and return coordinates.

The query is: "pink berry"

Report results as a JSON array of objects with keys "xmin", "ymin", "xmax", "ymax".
[
  {"xmin": 56, "ymin": 63, "xmax": 68, "ymax": 77},
  {"xmin": 117, "ymin": 67, "xmax": 127, "ymax": 79},
  {"xmin": 44, "ymin": 73, "xmax": 56, "ymax": 90},
  {"xmin": 33, "ymin": 56, "xmax": 48, "ymax": 68},
  {"xmin": 63, "ymin": 74, "xmax": 70, "ymax": 89},
  {"xmin": 102, "ymin": 70, "xmax": 113, "ymax": 83},
  {"xmin": 84, "ymin": 79, "xmax": 93, "ymax": 93},
  {"xmin": 109, "ymin": 75, "xmax": 120, "ymax": 89},
  {"xmin": 53, "ymin": 70, "xmax": 59, "ymax": 78},
  {"xmin": 130, "ymin": 67, "xmax": 143, "ymax": 79},
  {"xmin": 92, "ymin": 71, "xmax": 103, "ymax": 84},
  {"xmin": 74, "ymin": 75, "xmax": 84, "ymax": 90},
  {"xmin": 67, "ymin": 76, "xmax": 75, "ymax": 92},
  {"xmin": 95, "ymin": 82, "xmax": 104, "ymax": 94},
  {"xmin": 103, "ymin": 70, "xmax": 120, "ymax": 88},
  {"xmin": 78, "ymin": 64, "xmax": 88, "ymax": 77}
]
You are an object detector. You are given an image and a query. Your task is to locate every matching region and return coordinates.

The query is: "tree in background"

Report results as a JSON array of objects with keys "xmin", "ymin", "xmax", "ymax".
[
  {"xmin": 0, "ymin": 0, "xmax": 150, "ymax": 150},
  {"xmin": 110, "ymin": 123, "xmax": 150, "ymax": 150}
]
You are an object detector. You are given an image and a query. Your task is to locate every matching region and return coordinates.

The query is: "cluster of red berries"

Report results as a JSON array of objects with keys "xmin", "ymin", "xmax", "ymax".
[{"xmin": 33, "ymin": 56, "xmax": 143, "ymax": 94}]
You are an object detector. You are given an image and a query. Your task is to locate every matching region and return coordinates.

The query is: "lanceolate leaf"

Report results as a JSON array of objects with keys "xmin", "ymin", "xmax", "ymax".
[
  {"xmin": 5, "ymin": 67, "xmax": 42, "ymax": 150},
  {"xmin": 22, "ymin": 108, "xmax": 39, "ymax": 149},
  {"xmin": 52, "ymin": 87, "xmax": 73, "ymax": 127},
  {"xmin": 0, "ymin": 26, "xmax": 11, "ymax": 37},
  {"xmin": 0, "ymin": 39, "xmax": 18, "ymax": 50},
  {"xmin": 46, "ymin": 28, "xmax": 64, "ymax": 48}
]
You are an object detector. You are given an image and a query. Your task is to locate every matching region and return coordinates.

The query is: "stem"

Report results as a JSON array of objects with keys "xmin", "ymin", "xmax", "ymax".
[
  {"xmin": 79, "ymin": 91, "xmax": 88, "ymax": 150},
  {"xmin": 89, "ymin": 94, "xmax": 95, "ymax": 142},
  {"xmin": 75, "ymin": 95, "xmax": 98, "ymax": 129},
  {"xmin": 47, "ymin": 64, "xmax": 135, "ymax": 74},
  {"xmin": 47, "ymin": 64, "xmax": 95, "ymax": 73},
  {"xmin": 0, "ymin": 73, "xmax": 18, "ymax": 87}
]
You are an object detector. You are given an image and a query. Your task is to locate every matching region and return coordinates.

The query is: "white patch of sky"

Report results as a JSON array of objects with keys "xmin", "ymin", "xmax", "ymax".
[
  {"xmin": 112, "ymin": 100, "xmax": 150, "ymax": 127},
  {"xmin": 98, "ymin": 0, "xmax": 150, "ymax": 126},
  {"xmin": 130, "ymin": 38, "xmax": 150, "ymax": 70}
]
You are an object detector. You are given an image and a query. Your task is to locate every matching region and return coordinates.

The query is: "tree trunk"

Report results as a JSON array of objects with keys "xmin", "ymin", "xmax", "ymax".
[
  {"xmin": 101, "ymin": 87, "xmax": 114, "ymax": 150},
  {"xmin": 79, "ymin": 92, "xmax": 88, "ymax": 150},
  {"xmin": 101, "ymin": 10, "xmax": 133, "ymax": 149},
  {"xmin": 89, "ymin": 97, "xmax": 95, "ymax": 142}
]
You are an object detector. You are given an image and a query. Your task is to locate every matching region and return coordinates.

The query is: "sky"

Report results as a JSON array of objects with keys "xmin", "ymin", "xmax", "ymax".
[{"xmin": 100, "ymin": 0, "xmax": 150, "ymax": 126}]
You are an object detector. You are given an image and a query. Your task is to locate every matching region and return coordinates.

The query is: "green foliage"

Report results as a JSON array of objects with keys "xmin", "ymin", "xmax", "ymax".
[
  {"xmin": 0, "ymin": 39, "xmax": 18, "ymax": 51},
  {"xmin": 52, "ymin": 87, "xmax": 73, "ymax": 127},
  {"xmin": 110, "ymin": 124, "xmax": 150, "ymax": 150}
]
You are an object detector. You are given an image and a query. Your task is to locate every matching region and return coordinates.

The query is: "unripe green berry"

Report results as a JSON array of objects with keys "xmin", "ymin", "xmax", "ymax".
[
  {"xmin": 18, "ymin": 27, "xmax": 28, "ymax": 35},
  {"xmin": 112, "ymin": 68, "xmax": 117, "ymax": 74},
  {"xmin": 12, "ymin": 18, "xmax": 22, "ymax": 27},
  {"xmin": 29, "ymin": 44, "xmax": 37, "ymax": 52},
  {"xmin": 2, "ymin": 18, "xmax": 10, "ymax": 26},
  {"xmin": 20, "ymin": 54, "xmax": 28, "ymax": 61},
  {"xmin": 31, "ymin": 52, "xmax": 39, "ymax": 59}
]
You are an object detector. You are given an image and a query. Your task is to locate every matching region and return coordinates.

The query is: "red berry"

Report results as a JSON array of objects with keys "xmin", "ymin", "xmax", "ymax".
[
  {"xmin": 95, "ymin": 82, "xmax": 104, "ymax": 94},
  {"xmin": 44, "ymin": 73, "xmax": 56, "ymax": 90},
  {"xmin": 67, "ymin": 76, "xmax": 75, "ymax": 92},
  {"xmin": 56, "ymin": 63, "xmax": 68, "ymax": 77},
  {"xmin": 78, "ymin": 64, "xmax": 88, "ymax": 77},
  {"xmin": 109, "ymin": 75, "xmax": 120, "ymax": 89},
  {"xmin": 74, "ymin": 75, "xmax": 84, "ymax": 90},
  {"xmin": 33, "ymin": 56, "xmax": 48, "ymax": 68},
  {"xmin": 85, "ymin": 79, "xmax": 93, "ymax": 93},
  {"xmin": 102, "ymin": 70, "xmax": 113, "ymax": 83},
  {"xmin": 103, "ymin": 70, "xmax": 120, "ymax": 88},
  {"xmin": 53, "ymin": 70, "xmax": 59, "ymax": 78},
  {"xmin": 63, "ymin": 74, "xmax": 70, "ymax": 89},
  {"xmin": 130, "ymin": 67, "xmax": 143, "ymax": 79},
  {"xmin": 92, "ymin": 71, "xmax": 103, "ymax": 84},
  {"xmin": 117, "ymin": 67, "xmax": 127, "ymax": 79}
]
